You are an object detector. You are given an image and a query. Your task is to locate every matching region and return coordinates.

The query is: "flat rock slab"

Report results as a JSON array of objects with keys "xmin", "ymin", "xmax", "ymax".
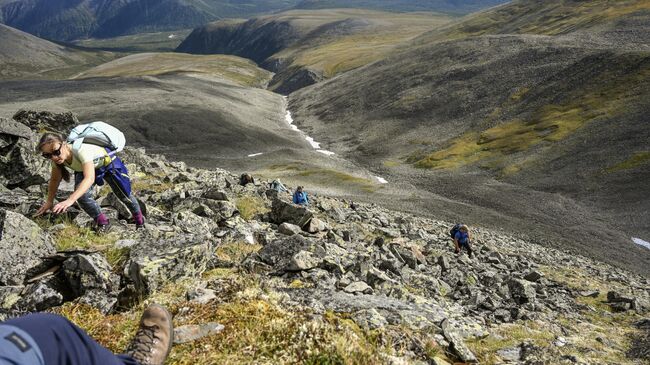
[{"xmin": 173, "ymin": 322, "xmax": 224, "ymax": 344}]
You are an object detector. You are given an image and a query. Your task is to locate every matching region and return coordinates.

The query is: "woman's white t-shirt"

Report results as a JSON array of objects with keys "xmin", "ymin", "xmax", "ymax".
[{"xmin": 53, "ymin": 143, "xmax": 110, "ymax": 172}]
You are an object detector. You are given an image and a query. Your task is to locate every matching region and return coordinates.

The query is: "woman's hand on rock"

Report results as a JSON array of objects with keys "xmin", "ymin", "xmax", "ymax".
[
  {"xmin": 34, "ymin": 201, "xmax": 54, "ymax": 217},
  {"xmin": 52, "ymin": 199, "xmax": 74, "ymax": 214}
]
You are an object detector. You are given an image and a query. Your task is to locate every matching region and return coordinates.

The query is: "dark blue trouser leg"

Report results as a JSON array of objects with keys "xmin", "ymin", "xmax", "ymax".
[
  {"xmin": 4, "ymin": 313, "xmax": 138, "ymax": 365},
  {"xmin": 104, "ymin": 172, "xmax": 141, "ymax": 215},
  {"xmin": 74, "ymin": 172, "xmax": 102, "ymax": 219}
]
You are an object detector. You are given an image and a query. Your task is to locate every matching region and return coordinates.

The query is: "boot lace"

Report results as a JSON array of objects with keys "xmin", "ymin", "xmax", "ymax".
[{"xmin": 127, "ymin": 324, "xmax": 158, "ymax": 363}]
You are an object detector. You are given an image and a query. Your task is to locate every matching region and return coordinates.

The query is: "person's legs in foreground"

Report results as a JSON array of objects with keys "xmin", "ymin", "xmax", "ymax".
[{"xmin": 0, "ymin": 304, "xmax": 172, "ymax": 365}]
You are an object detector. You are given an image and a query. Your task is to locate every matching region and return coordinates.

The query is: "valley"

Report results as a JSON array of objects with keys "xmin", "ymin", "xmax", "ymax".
[
  {"xmin": 0, "ymin": 1, "xmax": 648, "ymax": 276},
  {"xmin": 1, "ymin": 0, "xmax": 650, "ymax": 363}
]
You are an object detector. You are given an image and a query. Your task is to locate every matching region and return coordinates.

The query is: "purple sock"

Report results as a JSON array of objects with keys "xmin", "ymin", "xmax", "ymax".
[
  {"xmin": 134, "ymin": 211, "xmax": 144, "ymax": 226},
  {"xmin": 95, "ymin": 213, "xmax": 109, "ymax": 226}
]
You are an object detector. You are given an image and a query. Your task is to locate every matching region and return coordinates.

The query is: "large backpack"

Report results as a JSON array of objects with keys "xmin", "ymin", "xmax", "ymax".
[
  {"xmin": 449, "ymin": 223, "xmax": 462, "ymax": 238},
  {"xmin": 67, "ymin": 121, "xmax": 126, "ymax": 156}
]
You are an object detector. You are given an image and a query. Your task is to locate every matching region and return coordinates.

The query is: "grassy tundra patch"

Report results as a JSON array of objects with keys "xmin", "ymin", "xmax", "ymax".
[
  {"xmin": 412, "ymin": 64, "xmax": 650, "ymax": 170},
  {"xmin": 443, "ymin": 0, "xmax": 650, "ymax": 39},
  {"xmin": 73, "ymin": 53, "xmax": 273, "ymax": 87},
  {"xmin": 266, "ymin": 163, "xmax": 381, "ymax": 193},
  {"xmin": 74, "ymin": 29, "xmax": 193, "ymax": 52},
  {"xmin": 272, "ymin": 11, "xmax": 451, "ymax": 79},
  {"xmin": 606, "ymin": 151, "xmax": 650, "ymax": 173}
]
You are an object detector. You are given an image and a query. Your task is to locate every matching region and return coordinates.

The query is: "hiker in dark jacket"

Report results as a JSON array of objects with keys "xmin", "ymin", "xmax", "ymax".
[
  {"xmin": 34, "ymin": 133, "xmax": 144, "ymax": 233},
  {"xmin": 293, "ymin": 186, "xmax": 309, "ymax": 205},
  {"xmin": 452, "ymin": 224, "xmax": 473, "ymax": 258}
]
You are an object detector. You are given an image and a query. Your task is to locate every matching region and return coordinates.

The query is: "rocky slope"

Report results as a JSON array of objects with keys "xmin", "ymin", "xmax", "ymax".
[
  {"xmin": 1, "ymin": 112, "xmax": 649, "ymax": 364},
  {"xmin": 176, "ymin": 9, "xmax": 451, "ymax": 94},
  {"xmin": 0, "ymin": 23, "xmax": 115, "ymax": 80},
  {"xmin": 0, "ymin": 0, "xmax": 301, "ymax": 41},
  {"xmin": 289, "ymin": 0, "xmax": 650, "ymax": 274}
]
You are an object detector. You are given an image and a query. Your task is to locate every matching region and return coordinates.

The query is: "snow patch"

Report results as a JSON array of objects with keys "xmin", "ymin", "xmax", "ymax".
[
  {"xmin": 375, "ymin": 176, "xmax": 388, "ymax": 184},
  {"xmin": 632, "ymin": 237, "xmax": 650, "ymax": 250},
  {"xmin": 305, "ymin": 136, "xmax": 321, "ymax": 149},
  {"xmin": 168, "ymin": 34, "xmax": 176, "ymax": 39},
  {"xmin": 248, "ymin": 153, "xmax": 263, "ymax": 157},
  {"xmin": 284, "ymin": 107, "xmax": 333, "ymax": 155}
]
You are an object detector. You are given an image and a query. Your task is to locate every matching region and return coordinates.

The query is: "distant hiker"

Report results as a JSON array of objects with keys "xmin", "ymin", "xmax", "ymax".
[
  {"xmin": 0, "ymin": 303, "xmax": 172, "ymax": 365},
  {"xmin": 34, "ymin": 127, "xmax": 144, "ymax": 233},
  {"xmin": 269, "ymin": 179, "xmax": 287, "ymax": 193},
  {"xmin": 450, "ymin": 223, "xmax": 473, "ymax": 257},
  {"xmin": 293, "ymin": 186, "xmax": 309, "ymax": 206},
  {"xmin": 240, "ymin": 173, "xmax": 255, "ymax": 186}
]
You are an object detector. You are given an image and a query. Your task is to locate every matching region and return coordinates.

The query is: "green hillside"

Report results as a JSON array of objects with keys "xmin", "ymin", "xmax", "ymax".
[
  {"xmin": 177, "ymin": 9, "xmax": 452, "ymax": 93},
  {"xmin": 0, "ymin": 23, "xmax": 115, "ymax": 80},
  {"xmin": 73, "ymin": 52, "xmax": 273, "ymax": 87}
]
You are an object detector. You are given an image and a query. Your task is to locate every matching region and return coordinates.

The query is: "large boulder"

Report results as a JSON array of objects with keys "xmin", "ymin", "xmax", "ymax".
[
  {"xmin": 12, "ymin": 110, "xmax": 77, "ymax": 133},
  {"xmin": 508, "ymin": 279, "xmax": 537, "ymax": 305},
  {"xmin": 63, "ymin": 252, "xmax": 120, "ymax": 313},
  {"xmin": 255, "ymin": 235, "xmax": 325, "ymax": 272},
  {"xmin": 271, "ymin": 198, "xmax": 313, "ymax": 226},
  {"xmin": 0, "ymin": 209, "xmax": 55, "ymax": 285},
  {"xmin": 126, "ymin": 237, "xmax": 213, "ymax": 296},
  {"xmin": 0, "ymin": 118, "xmax": 50, "ymax": 188}
]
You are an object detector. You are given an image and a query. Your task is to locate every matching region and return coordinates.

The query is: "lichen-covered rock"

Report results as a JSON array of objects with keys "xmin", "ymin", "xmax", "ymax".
[
  {"xmin": 0, "ymin": 209, "xmax": 55, "ymax": 285},
  {"xmin": 278, "ymin": 222, "xmax": 302, "ymax": 236},
  {"xmin": 271, "ymin": 198, "xmax": 313, "ymax": 226},
  {"xmin": 255, "ymin": 235, "xmax": 325, "ymax": 272},
  {"xmin": 0, "ymin": 118, "xmax": 50, "ymax": 189},
  {"xmin": 126, "ymin": 237, "xmax": 213, "ymax": 296},
  {"xmin": 63, "ymin": 252, "xmax": 120, "ymax": 313},
  {"xmin": 15, "ymin": 281, "xmax": 63, "ymax": 312},
  {"xmin": 508, "ymin": 278, "xmax": 537, "ymax": 305},
  {"xmin": 441, "ymin": 318, "xmax": 478, "ymax": 363}
]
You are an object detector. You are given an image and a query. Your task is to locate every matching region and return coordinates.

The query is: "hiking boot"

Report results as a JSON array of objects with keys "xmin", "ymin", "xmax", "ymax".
[
  {"xmin": 125, "ymin": 304, "xmax": 173, "ymax": 365},
  {"xmin": 134, "ymin": 211, "xmax": 145, "ymax": 229},
  {"xmin": 94, "ymin": 213, "xmax": 110, "ymax": 234},
  {"xmin": 95, "ymin": 222, "xmax": 111, "ymax": 234}
]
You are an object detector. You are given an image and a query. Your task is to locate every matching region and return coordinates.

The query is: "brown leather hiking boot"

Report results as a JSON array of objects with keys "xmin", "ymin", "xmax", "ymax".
[{"xmin": 125, "ymin": 304, "xmax": 173, "ymax": 365}]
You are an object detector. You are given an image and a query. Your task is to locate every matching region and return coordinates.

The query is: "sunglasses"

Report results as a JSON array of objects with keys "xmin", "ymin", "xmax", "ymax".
[{"xmin": 42, "ymin": 144, "xmax": 63, "ymax": 159}]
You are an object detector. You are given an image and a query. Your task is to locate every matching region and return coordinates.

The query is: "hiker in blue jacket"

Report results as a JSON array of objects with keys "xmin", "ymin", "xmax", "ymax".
[
  {"xmin": 452, "ymin": 224, "xmax": 473, "ymax": 258},
  {"xmin": 293, "ymin": 186, "xmax": 309, "ymax": 206},
  {"xmin": 34, "ymin": 132, "xmax": 144, "ymax": 232}
]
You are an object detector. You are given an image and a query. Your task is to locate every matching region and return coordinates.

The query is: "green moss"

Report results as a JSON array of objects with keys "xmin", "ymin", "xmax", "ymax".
[
  {"xmin": 54, "ymin": 224, "xmax": 118, "ymax": 251},
  {"xmin": 235, "ymin": 195, "xmax": 269, "ymax": 221},
  {"xmin": 606, "ymin": 151, "xmax": 650, "ymax": 173},
  {"xmin": 105, "ymin": 246, "xmax": 130, "ymax": 271},
  {"xmin": 467, "ymin": 322, "xmax": 555, "ymax": 364},
  {"xmin": 215, "ymin": 241, "xmax": 262, "ymax": 263}
]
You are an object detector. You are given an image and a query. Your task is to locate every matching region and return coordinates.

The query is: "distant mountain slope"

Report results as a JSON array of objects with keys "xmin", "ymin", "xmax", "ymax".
[
  {"xmin": 73, "ymin": 52, "xmax": 273, "ymax": 88},
  {"xmin": 0, "ymin": 0, "xmax": 301, "ymax": 41},
  {"xmin": 0, "ymin": 23, "xmax": 113, "ymax": 79},
  {"xmin": 293, "ymin": 0, "xmax": 509, "ymax": 14},
  {"xmin": 289, "ymin": 0, "xmax": 650, "ymax": 269},
  {"xmin": 177, "ymin": 9, "xmax": 452, "ymax": 93}
]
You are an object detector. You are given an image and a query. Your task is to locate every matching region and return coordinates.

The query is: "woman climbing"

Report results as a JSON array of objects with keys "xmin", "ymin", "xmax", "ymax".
[{"xmin": 34, "ymin": 132, "xmax": 144, "ymax": 232}]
